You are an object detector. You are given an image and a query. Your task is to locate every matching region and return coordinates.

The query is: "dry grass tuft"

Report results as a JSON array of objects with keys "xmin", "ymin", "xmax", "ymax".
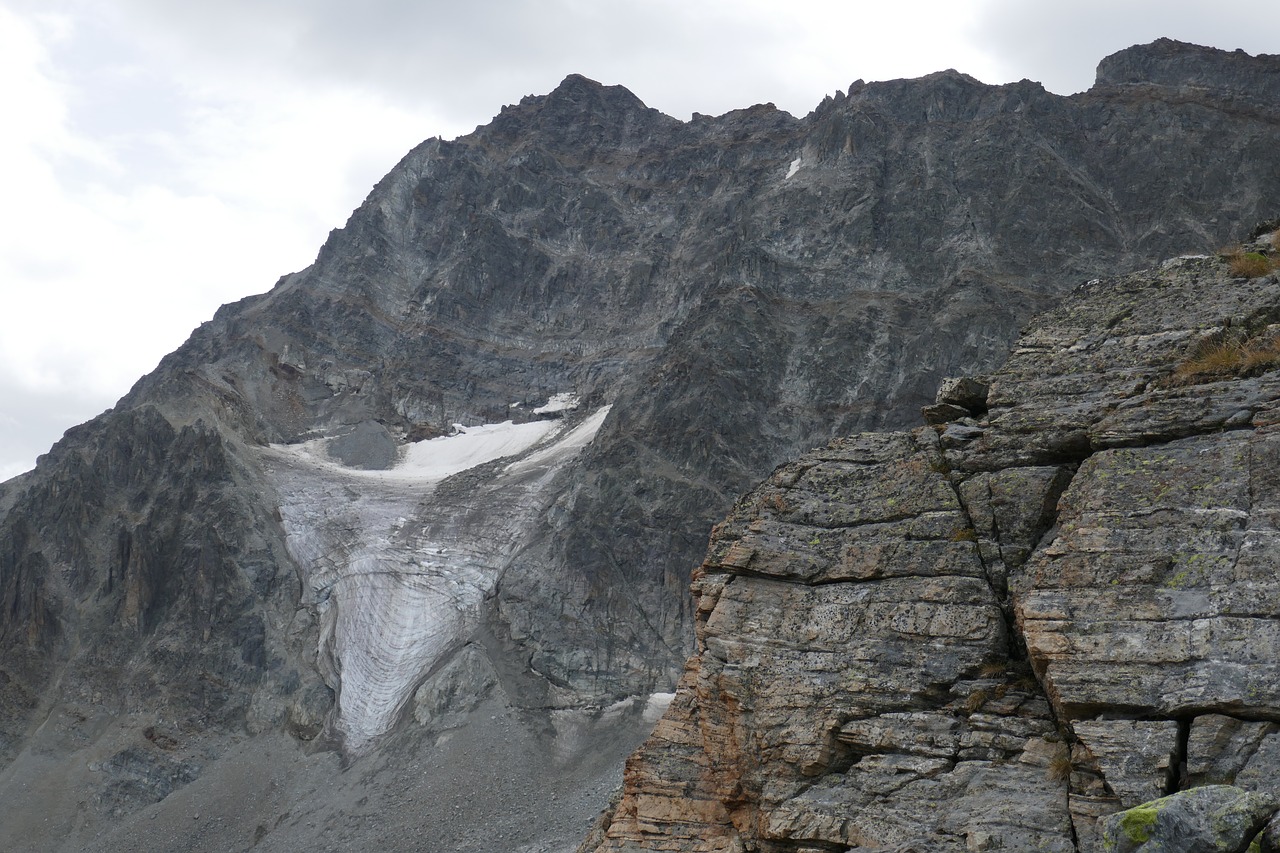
[
  {"xmin": 1230, "ymin": 252, "xmax": 1275, "ymax": 278},
  {"xmin": 1014, "ymin": 675, "xmax": 1040, "ymax": 692},
  {"xmin": 1047, "ymin": 747, "xmax": 1073, "ymax": 783},
  {"xmin": 978, "ymin": 661, "xmax": 1007, "ymax": 678},
  {"xmin": 1169, "ymin": 333, "xmax": 1280, "ymax": 386},
  {"xmin": 1221, "ymin": 244, "xmax": 1278, "ymax": 278},
  {"xmin": 961, "ymin": 687, "xmax": 988, "ymax": 714}
]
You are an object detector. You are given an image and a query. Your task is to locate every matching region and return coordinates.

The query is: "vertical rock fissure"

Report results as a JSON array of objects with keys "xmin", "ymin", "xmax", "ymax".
[
  {"xmin": 939, "ymin": 461, "xmax": 1015, "ymax": 663},
  {"xmin": 1169, "ymin": 716, "xmax": 1192, "ymax": 796},
  {"xmin": 944, "ymin": 452, "xmax": 1089, "ymax": 852},
  {"xmin": 1021, "ymin": 463, "xmax": 1080, "ymax": 569},
  {"xmin": 947, "ymin": 465, "xmax": 1047, "ymax": 678}
]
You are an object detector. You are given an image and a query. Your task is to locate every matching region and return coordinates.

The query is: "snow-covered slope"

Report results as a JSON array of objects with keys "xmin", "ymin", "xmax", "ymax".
[{"xmin": 264, "ymin": 407, "xmax": 610, "ymax": 751}]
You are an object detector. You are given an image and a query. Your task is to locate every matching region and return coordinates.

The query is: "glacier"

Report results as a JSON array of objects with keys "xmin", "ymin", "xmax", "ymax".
[{"xmin": 261, "ymin": 406, "xmax": 611, "ymax": 752}]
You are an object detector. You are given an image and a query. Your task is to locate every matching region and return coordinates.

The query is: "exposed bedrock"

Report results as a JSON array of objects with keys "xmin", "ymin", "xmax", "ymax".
[
  {"xmin": 592, "ymin": 429, "xmax": 1076, "ymax": 852},
  {"xmin": 589, "ymin": 234, "xmax": 1280, "ymax": 851}
]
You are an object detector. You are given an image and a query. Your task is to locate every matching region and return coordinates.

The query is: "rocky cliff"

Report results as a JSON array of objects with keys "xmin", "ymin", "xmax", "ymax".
[
  {"xmin": 0, "ymin": 38, "xmax": 1278, "ymax": 852},
  {"xmin": 586, "ymin": 226, "xmax": 1280, "ymax": 852}
]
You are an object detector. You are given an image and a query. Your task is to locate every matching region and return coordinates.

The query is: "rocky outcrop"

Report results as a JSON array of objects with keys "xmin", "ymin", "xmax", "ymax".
[
  {"xmin": 0, "ymin": 406, "xmax": 303, "ymax": 748},
  {"xmin": 1, "ymin": 40, "xmax": 1279, "ymax": 852},
  {"xmin": 588, "ymin": 231, "xmax": 1280, "ymax": 851},
  {"xmin": 595, "ymin": 431, "xmax": 1075, "ymax": 851}
]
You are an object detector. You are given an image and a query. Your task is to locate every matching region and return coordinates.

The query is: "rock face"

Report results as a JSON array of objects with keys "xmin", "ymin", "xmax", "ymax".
[
  {"xmin": 595, "ymin": 431, "xmax": 1076, "ymax": 851},
  {"xmin": 0, "ymin": 39, "xmax": 1279, "ymax": 852},
  {"xmin": 588, "ymin": 232, "xmax": 1280, "ymax": 851}
]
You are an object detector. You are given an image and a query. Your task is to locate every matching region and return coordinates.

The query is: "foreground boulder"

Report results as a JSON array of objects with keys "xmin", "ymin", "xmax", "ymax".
[{"xmin": 1100, "ymin": 786, "xmax": 1275, "ymax": 853}]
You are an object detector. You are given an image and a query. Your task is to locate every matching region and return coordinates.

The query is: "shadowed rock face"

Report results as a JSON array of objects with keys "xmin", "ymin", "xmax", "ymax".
[
  {"xmin": 588, "ymin": 232, "xmax": 1280, "ymax": 852},
  {"xmin": 0, "ymin": 39, "xmax": 1279, "ymax": 852}
]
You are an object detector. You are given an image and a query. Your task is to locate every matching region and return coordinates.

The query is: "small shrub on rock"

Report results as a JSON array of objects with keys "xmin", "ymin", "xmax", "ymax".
[
  {"xmin": 1232, "ymin": 251, "xmax": 1275, "ymax": 277},
  {"xmin": 1221, "ymin": 245, "xmax": 1278, "ymax": 278},
  {"xmin": 1047, "ymin": 747, "xmax": 1073, "ymax": 783}
]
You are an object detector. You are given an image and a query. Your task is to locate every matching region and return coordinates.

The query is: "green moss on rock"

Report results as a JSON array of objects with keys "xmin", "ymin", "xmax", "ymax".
[
  {"xmin": 1119, "ymin": 805, "xmax": 1160, "ymax": 842},
  {"xmin": 1101, "ymin": 786, "xmax": 1277, "ymax": 853}
]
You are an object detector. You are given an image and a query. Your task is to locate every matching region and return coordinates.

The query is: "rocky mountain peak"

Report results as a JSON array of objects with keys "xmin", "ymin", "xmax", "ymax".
[
  {"xmin": 482, "ymin": 72, "xmax": 676, "ymax": 153},
  {"xmin": 544, "ymin": 72, "xmax": 643, "ymax": 109},
  {"xmin": 840, "ymin": 66, "xmax": 1047, "ymax": 124},
  {"xmin": 1094, "ymin": 37, "xmax": 1279, "ymax": 106}
]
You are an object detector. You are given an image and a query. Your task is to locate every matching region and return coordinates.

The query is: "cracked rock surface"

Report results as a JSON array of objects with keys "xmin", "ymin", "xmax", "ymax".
[{"xmin": 588, "ymin": 235, "xmax": 1280, "ymax": 851}]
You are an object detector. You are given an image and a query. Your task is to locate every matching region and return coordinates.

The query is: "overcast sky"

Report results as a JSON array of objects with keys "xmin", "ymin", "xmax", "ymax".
[{"xmin": 1, "ymin": 1, "xmax": 1276, "ymax": 480}]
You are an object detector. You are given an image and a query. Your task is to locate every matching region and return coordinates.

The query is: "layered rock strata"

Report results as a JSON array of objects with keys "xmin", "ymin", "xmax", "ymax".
[{"xmin": 589, "ymin": 231, "xmax": 1280, "ymax": 851}]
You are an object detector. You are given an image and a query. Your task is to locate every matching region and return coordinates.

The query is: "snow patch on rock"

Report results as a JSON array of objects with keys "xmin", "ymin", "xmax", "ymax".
[
  {"xmin": 271, "ymin": 418, "xmax": 563, "ymax": 484},
  {"xmin": 506, "ymin": 405, "xmax": 610, "ymax": 477},
  {"xmin": 643, "ymin": 692, "xmax": 676, "ymax": 723},
  {"xmin": 533, "ymin": 392, "xmax": 581, "ymax": 415}
]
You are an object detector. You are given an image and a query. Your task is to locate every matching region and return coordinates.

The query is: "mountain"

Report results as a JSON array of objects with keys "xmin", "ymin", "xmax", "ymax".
[{"xmin": 0, "ymin": 38, "xmax": 1278, "ymax": 852}]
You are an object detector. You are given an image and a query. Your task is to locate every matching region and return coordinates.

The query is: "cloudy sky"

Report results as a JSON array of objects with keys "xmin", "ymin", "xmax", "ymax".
[{"xmin": 1, "ymin": 0, "xmax": 1276, "ymax": 480}]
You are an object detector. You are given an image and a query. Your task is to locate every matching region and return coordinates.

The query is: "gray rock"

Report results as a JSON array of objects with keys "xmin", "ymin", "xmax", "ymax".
[
  {"xmin": 940, "ymin": 423, "xmax": 986, "ymax": 447},
  {"xmin": 592, "ymin": 430, "xmax": 1075, "ymax": 851},
  {"xmin": 1099, "ymin": 785, "xmax": 1276, "ymax": 853},
  {"xmin": 1072, "ymin": 720, "xmax": 1178, "ymax": 808},
  {"xmin": 935, "ymin": 376, "xmax": 991, "ymax": 413},
  {"xmin": 1264, "ymin": 809, "xmax": 1280, "ymax": 853},
  {"xmin": 589, "ymin": 243, "xmax": 1280, "ymax": 850},
  {"xmin": 326, "ymin": 420, "xmax": 398, "ymax": 469},
  {"xmin": 1189, "ymin": 715, "xmax": 1280, "ymax": 800},
  {"xmin": 922, "ymin": 402, "xmax": 973, "ymax": 425}
]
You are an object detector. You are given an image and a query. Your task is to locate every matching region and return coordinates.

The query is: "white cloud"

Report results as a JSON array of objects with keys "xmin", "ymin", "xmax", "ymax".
[
  {"xmin": 0, "ymin": 2, "xmax": 444, "ymax": 476},
  {"xmin": 968, "ymin": 0, "xmax": 1280, "ymax": 95}
]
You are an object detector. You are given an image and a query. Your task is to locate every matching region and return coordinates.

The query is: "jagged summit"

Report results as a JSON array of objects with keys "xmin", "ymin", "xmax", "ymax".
[
  {"xmin": 545, "ymin": 72, "xmax": 645, "ymax": 106},
  {"xmin": 1095, "ymin": 37, "xmax": 1279, "ymax": 103},
  {"xmin": 513, "ymin": 71, "xmax": 655, "ymax": 122},
  {"xmin": 484, "ymin": 72, "xmax": 676, "ymax": 151},
  {"xmin": 836, "ymin": 66, "xmax": 1050, "ymax": 124}
]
